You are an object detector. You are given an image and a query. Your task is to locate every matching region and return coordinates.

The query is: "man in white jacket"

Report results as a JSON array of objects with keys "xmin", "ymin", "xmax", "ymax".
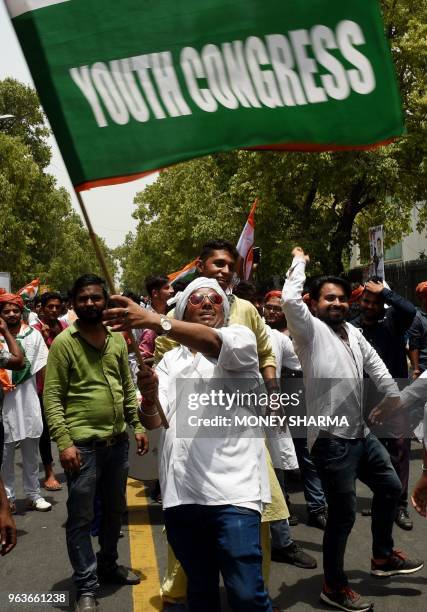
[{"xmin": 281, "ymin": 247, "xmax": 423, "ymax": 612}]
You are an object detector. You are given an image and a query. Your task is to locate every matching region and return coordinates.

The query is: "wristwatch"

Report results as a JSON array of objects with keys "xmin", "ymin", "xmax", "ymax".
[{"xmin": 159, "ymin": 315, "xmax": 172, "ymax": 336}]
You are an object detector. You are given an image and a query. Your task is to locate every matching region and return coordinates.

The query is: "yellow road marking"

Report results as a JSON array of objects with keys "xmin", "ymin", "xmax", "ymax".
[{"xmin": 127, "ymin": 478, "xmax": 162, "ymax": 611}]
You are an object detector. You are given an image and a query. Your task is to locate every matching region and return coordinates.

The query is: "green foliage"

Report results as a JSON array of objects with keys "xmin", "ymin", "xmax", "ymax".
[
  {"xmin": 0, "ymin": 80, "xmax": 116, "ymax": 292},
  {"xmin": 118, "ymin": 0, "xmax": 426, "ymax": 283}
]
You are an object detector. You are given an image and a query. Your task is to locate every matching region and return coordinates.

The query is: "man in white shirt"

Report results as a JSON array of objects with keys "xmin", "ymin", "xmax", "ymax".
[
  {"xmin": 104, "ymin": 277, "xmax": 273, "ymax": 612},
  {"xmin": 282, "ymin": 247, "xmax": 423, "ymax": 612}
]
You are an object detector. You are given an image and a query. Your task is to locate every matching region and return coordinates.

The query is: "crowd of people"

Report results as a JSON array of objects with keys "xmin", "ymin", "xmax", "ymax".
[{"xmin": 0, "ymin": 238, "xmax": 427, "ymax": 612}]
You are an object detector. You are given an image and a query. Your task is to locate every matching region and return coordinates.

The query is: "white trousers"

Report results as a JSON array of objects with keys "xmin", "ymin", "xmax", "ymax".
[{"xmin": 1, "ymin": 438, "xmax": 41, "ymax": 501}]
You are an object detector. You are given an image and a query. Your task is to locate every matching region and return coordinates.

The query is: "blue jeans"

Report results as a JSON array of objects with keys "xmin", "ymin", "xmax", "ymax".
[
  {"xmin": 293, "ymin": 437, "xmax": 326, "ymax": 514},
  {"xmin": 311, "ymin": 433, "xmax": 401, "ymax": 591},
  {"xmin": 164, "ymin": 504, "xmax": 272, "ymax": 612},
  {"xmin": 65, "ymin": 438, "xmax": 129, "ymax": 598}
]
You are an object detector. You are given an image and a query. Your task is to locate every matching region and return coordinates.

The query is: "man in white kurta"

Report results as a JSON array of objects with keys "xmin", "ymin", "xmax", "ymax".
[{"xmin": 0, "ymin": 295, "xmax": 50, "ymax": 512}]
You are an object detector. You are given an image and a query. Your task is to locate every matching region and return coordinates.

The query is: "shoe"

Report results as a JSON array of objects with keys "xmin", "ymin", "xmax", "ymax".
[
  {"xmin": 98, "ymin": 564, "xmax": 141, "ymax": 585},
  {"xmin": 75, "ymin": 595, "xmax": 96, "ymax": 612},
  {"xmin": 395, "ymin": 508, "xmax": 413, "ymax": 531},
  {"xmin": 271, "ymin": 542, "xmax": 317, "ymax": 569},
  {"xmin": 320, "ymin": 586, "xmax": 373, "ymax": 611},
  {"xmin": 288, "ymin": 512, "xmax": 299, "ymax": 526},
  {"xmin": 8, "ymin": 499, "xmax": 16, "ymax": 514},
  {"xmin": 25, "ymin": 497, "xmax": 52, "ymax": 512},
  {"xmin": 371, "ymin": 550, "xmax": 424, "ymax": 577},
  {"xmin": 308, "ymin": 510, "xmax": 327, "ymax": 530}
]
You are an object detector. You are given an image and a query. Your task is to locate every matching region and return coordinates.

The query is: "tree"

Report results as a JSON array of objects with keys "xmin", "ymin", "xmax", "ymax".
[
  {"xmin": 119, "ymin": 0, "xmax": 426, "ymax": 284},
  {"xmin": 0, "ymin": 79, "xmax": 116, "ymax": 291}
]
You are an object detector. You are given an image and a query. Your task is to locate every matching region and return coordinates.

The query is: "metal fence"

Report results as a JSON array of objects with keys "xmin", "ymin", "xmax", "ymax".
[{"xmin": 347, "ymin": 259, "xmax": 427, "ymax": 303}]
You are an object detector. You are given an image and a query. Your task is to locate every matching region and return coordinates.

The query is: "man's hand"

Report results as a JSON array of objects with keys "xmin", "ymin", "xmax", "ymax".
[
  {"xmin": 0, "ymin": 316, "xmax": 8, "ymax": 335},
  {"xmin": 103, "ymin": 295, "xmax": 151, "ymax": 331},
  {"xmin": 411, "ymin": 473, "xmax": 427, "ymax": 517},
  {"xmin": 412, "ymin": 369, "xmax": 422, "ymax": 380},
  {"xmin": 291, "ymin": 246, "xmax": 310, "ymax": 263},
  {"xmin": 368, "ymin": 395, "xmax": 402, "ymax": 426},
  {"xmin": 137, "ymin": 366, "xmax": 159, "ymax": 401},
  {"xmin": 135, "ymin": 433, "xmax": 149, "ymax": 456},
  {"xmin": 364, "ymin": 280, "xmax": 385, "ymax": 295},
  {"xmin": 0, "ymin": 509, "xmax": 17, "ymax": 555},
  {"xmin": 59, "ymin": 445, "xmax": 82, "ymax": 472}
]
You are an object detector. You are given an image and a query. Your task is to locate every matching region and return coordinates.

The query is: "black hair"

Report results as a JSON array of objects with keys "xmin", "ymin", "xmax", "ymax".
[
  {"xmin": 122, "ymin": 290, "xmax": 140, "ymax": 304},
  {"xmin": 309, "ymin": 275, "xmax": 352, "ymax": 302},
  {"xmin": 40, "ymin": 291, "xmax": 64, "ymax": 307},
  {"xmin": 233, "ymin": 280, "xmax": 257, "ymax": 302},
  {"xmin": 70, "ymin": 274, "xmax": 108, "ymax": 300},
  {"xmin": 199, "ymin": 239, "xmax": 238, "ymax": 262},
  {"xmin": 145, "ymin": 275, "xmax": 169, "ymax": 298}
]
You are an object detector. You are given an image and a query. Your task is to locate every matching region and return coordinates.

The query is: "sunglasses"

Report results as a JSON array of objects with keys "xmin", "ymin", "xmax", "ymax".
[{"xmin": 188, "ymin": 292, "xmax": 223, "ymax": 308}]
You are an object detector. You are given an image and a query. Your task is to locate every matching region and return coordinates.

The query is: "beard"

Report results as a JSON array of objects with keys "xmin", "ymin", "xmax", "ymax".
[
  {"xmin": 74, "ymin": 306, "xmax": 104, "ymax": 324},
  {"xmin": 317, "ymin": 311, "xmax": 346, "ymax": 330}
]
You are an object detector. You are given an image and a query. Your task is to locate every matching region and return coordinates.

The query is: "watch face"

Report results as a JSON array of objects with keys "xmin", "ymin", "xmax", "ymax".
[{"xmin": 161, "ymin": 317, "xmax": 172, "ymax": 332}]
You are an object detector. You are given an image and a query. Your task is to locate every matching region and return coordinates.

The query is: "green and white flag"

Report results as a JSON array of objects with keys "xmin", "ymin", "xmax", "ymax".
[{"xmin": 7, "ymin": 0, "xmax": 404, "ymax": 190}]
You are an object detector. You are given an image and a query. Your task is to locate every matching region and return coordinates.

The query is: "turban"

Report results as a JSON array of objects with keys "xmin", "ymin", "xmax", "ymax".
[
  {"xmin": 416, "ymin": 281, "xmax": 427, "ymax": 297},
  {"xmin": 265, "ymin": 290, "xmax": 282, "ymax": 302},
  {"xmin": 0, "ymin": 293, "xmax": 24, "ymax": 311},
  {"xmin": 349, "ymin": 285, "xmax": 364, "ymax": 304},
  {"xmin": 174, "ymin": 277, "xmax": 229, "ymax": 322}
]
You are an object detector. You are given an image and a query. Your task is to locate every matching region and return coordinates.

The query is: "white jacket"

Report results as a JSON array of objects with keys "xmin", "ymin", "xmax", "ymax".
[{"xmin": 282, "ymin": 257, "xmax": 400, "ymax": 449}]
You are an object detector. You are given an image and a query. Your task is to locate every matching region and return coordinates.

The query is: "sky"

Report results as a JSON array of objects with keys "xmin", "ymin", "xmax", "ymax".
[{"xmin": 0, "ymin": 0, "xmax": 157, "ymax": 248}]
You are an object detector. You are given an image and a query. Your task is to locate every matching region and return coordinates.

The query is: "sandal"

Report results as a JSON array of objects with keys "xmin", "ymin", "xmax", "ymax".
[{"xmin": 8, "ymin": 499, "xmax": 16, "ymax": 514}]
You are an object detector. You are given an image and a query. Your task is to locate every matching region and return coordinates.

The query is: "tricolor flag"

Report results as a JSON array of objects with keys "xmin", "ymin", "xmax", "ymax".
[
  {"xmin": 236, "ymin": 200, "xmax": 257, "ymax": 280},
  {"xmin": 6, "ymin": 0, "xmax": 404, "ymax": 190},
  {"xmin": 168, "ymin": 259, "xmax": 198, "ymax": 286},
  {"xmin": 17, "ymin": 278, "xmax": 40, "ymax": 301}
]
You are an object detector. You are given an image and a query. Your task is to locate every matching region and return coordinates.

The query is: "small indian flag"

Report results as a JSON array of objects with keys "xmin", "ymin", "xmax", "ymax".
[
  {"xmin": 168, "ymin": 259, "xmax": 198, "ymax": 285},
  {"xmin": 17, "ymin": 278, "xmax": 40, "ymax": 301},
  {"xmin": 236, "ymin": 200, "xmax": 257, "ymax": 280}
]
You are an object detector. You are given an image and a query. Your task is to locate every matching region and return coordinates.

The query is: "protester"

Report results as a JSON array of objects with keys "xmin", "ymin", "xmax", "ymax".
[
  {"xmin": 33, "ymin": 291, "xmax": 68, "ymax": 491},
  {"xmin": 43, "ymin": 274, "xmax": 148, "ymax": 612},
  {"xmin": 153, "ymin": 239, "xmax": 287, "ymax": 610},
  {"xmin": 0, "ymin": 293, "xmax": 51, "ymax": 513},
  {"xmin": 351, "ymin": 277, "xmax": 416, "ymax": 530},
  {"xmin": 139, "ymin": 275, "xmax": 174, "ymax": 360},
  {"xmin": 408, "ymin": 281, "xmax": 427, "ymax": 379},
  {"xmin": 264, "ymin": 290, "xmax": 328, "ymax": 531},
  {"xmin": 0, "ymin": 315, "xmax": 25, "ymax": 467},
  {"xmin": 104, "ymin": 278, "xmax": 273, "ymax": 612},
  {"xmin": 282, "ymin": 247, "xmax": 423, "ymax": 612}
]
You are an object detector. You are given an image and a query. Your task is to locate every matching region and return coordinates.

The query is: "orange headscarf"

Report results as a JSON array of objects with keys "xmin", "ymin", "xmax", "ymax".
[
  {"xmin": 415, "ymin": 281, "xmax": 427, "ymax": 297},
  {"xmin": 265, "ymin": 290, "xmax": 282, "ymax": 301},
  {"xmin": 0, "ymin": 293, "xmax": 24, "ymax": 311},
  {"xmin": 349, "ymin": 285, "xmax": 365, "ymax": 304}
]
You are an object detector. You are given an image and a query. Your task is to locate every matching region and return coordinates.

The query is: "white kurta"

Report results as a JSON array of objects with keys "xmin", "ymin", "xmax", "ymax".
[
  {"xmin": 3, "ymin": 325, "xmax": 48, "ymax": 442},
  {"xmin": 155, "ymin": 324, "xmax": 271, "ymax": 512}
]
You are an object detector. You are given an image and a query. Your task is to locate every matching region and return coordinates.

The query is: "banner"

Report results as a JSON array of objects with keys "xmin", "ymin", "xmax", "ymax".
[
  {"xmin": 369, "ymin": 225, "xmax": 385, "ymax": 280},
  {"xmin": 236, "ymin": 200, "xmax": 257, "ymax": 280},
  {"xmin": 7, "ymin": 0, "xmax": 403, "ymax": 190}
]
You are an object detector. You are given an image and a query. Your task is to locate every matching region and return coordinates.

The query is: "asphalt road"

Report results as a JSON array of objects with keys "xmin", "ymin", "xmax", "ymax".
[{"xmin": 1, "ymin": 442, "xmax": 426, "ymax": 612}]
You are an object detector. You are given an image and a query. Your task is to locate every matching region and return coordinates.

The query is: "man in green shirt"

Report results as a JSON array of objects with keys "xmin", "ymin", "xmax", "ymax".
[{"xmin": 43, "ymin": 274, "xmax": 148, "ymax": 612}]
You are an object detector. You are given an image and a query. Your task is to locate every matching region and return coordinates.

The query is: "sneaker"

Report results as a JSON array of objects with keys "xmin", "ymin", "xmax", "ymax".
[
  {"xmin": 395, "ymin": 508, "xmax": 413, "ymax": 531},
  {"xmin": 271, "ymin": 542, "xmax": 317, "ymax": 569},
  {"xmin": 25, "ymin": 497, "xmax": 52, "ymax": 512},
  {"xmin": 371, "ymin": 549, "xmax": 424, "ymax": 577},
  {"xmin": 320, "ymin": 586, "xmax": 373, "ymax": 611},
  {"xmin": 308, "ymin": 510, "xmax": 327, "ymax": 530}
]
